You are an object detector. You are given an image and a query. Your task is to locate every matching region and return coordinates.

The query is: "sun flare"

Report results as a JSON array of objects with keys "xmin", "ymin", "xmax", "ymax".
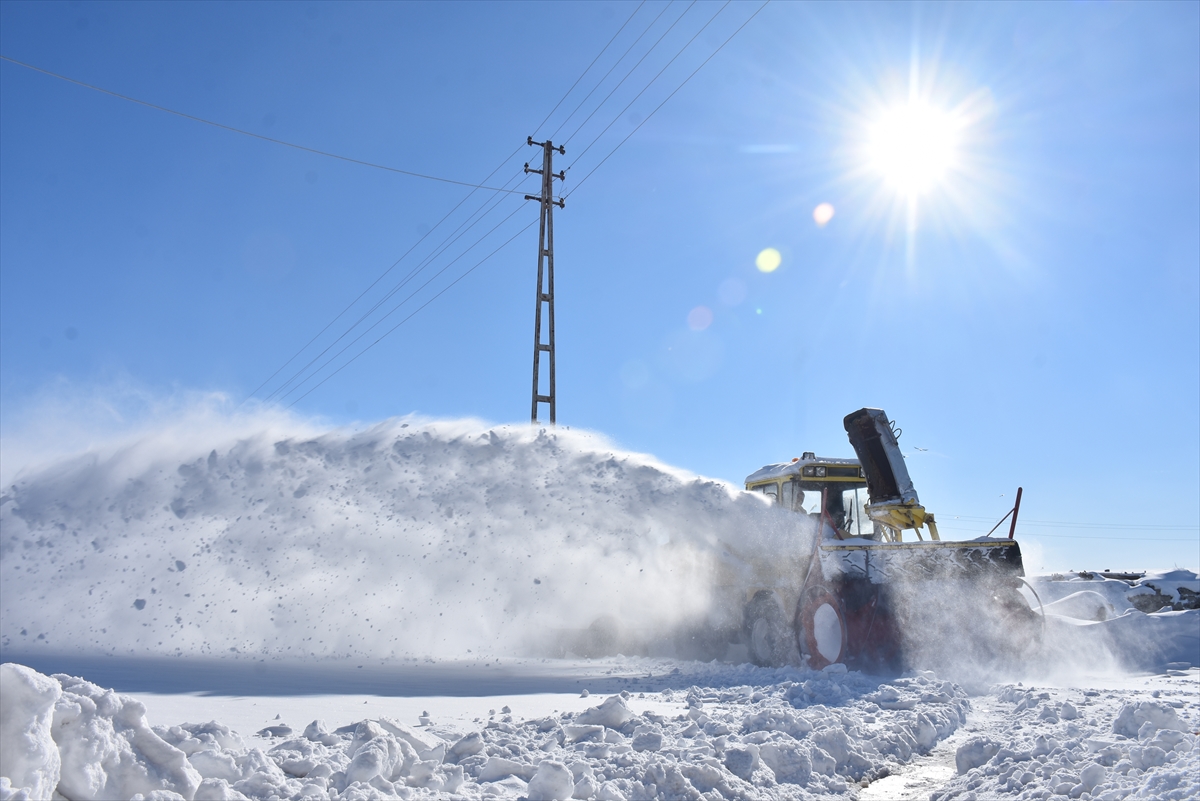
[{"xmin": 867, "ymin": 102, "xmax": 959, "ymax": 196}]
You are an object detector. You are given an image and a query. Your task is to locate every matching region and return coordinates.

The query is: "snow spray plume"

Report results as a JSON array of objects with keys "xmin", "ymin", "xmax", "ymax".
[
  {"xmin": 883, "ymin": 566, "xmax": 1145, "ymax": 685},
  {"xmin": 1, "ymin": 415, "xmax": 801, "ymax": 661},
  {"xmin": 883, "ymin": 572, "xmax": 1048, "ymax": 686},
  {"xmin": 0, "ymin": 382, "xmax": 315, "ymax": 487}
]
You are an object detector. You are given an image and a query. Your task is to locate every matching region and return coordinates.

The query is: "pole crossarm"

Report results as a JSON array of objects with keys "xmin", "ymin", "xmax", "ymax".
[{"xmin": 524, "ymin": 193, "xmax": 565, "ymax": 208}]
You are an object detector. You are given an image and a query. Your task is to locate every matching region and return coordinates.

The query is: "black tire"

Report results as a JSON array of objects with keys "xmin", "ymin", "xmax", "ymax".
[{"xmin": 744, "ymin": 594, "xmax": 790, "ymax": 667}]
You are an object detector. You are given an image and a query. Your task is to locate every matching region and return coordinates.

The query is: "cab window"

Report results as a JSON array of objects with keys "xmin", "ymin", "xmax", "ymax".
[
  {"xmin": 759, "ymin": 483, "xmax": 779, "ymax": 502},
  {"xmin": 781, "ymin": 481, "xmax": 795, "ymax": 510}
]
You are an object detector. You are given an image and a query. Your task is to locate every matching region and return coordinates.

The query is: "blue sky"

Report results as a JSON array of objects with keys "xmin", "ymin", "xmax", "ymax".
[{"xmin": 1, "ymin": 1, "xmax": 1197, "ymax": 572}]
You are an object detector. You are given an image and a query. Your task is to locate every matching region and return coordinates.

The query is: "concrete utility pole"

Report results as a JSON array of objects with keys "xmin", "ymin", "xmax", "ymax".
[{"xmin": 525, "ymin": 136, "xmax": 565, "ymax": 425}]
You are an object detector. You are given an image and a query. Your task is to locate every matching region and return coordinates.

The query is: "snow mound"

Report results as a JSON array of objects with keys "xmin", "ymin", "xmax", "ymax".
[
  {"xmin": 1, "ymin": 417, "xmax": 803, "ymax": 661},
  {"xmin": 0, "ymin": 663, "xmax": 972, "ymax": 800},
  {"xmin": 935, "ymin": 684, "xmax": 1200, "ymax": 801},
  {"xmin": 1030, "ymin": 572, "xmax": 1200, "ymax": 672},
  {"xmin": 0, "ymin": 663, "xmax": 61, "ymax": 800}
]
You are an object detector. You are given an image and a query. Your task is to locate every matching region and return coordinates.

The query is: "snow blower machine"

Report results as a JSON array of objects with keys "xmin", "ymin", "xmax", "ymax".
[{"xmin": 737, "ymin": 407, "xmax": 1042, "ymax": 671}]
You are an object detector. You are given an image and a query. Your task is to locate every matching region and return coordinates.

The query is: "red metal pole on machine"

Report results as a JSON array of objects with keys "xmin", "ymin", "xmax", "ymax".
[{"xmin": 1008, "ymin": 487, "xmax": 1023, "ymax": 539}]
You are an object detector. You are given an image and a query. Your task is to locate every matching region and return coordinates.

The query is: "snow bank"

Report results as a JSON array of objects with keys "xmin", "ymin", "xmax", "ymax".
[
  {"xmin": 936, "ymin": 684, "xmax": 1200, "ymax": 801},
  {"xmin": 0, "ymin": 663, "xmax": 61, "ymax": 800},
  {"xmin": 1, "ymin": 417, "xmax": 805, "ymax": 661},
  {"xmin": 1031, "ymin": 571, "xmax": 1200, "ymax": 615},
  {"xmin": 0, "ymin": 663, "xmax": 973, "ymax": 800},
  {"xmin": 1028, "ymin": 573, "xmax": 1200, "ymax": 673}
]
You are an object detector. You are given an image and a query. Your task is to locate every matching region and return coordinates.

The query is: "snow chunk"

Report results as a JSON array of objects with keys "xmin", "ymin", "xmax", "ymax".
[
  {"xmin": 722, "ymin": 745, "xmax": 758, "ymax": 780},
  {"xmin": 0, "ymin": 663, "xmax": 62, "ymax": 800},
  {"xmin": 956, "ymin": 737, "xmax": 1000, "ymax": 774},
  {"xmin": 51, "ymin": 672, "xmax": 201, "ymax": 801},
  {"xmin": 576, "ymin": 695, "xmax": 633, "ymax": 730},
  {"xmin": 527, "ymin": 760, "xmax": 575, "ymax": 801},
  {"xmin": 1113, "ymin": 702, "xmax": 1184, "ymax": 738},
  {"xmin": 448, "ymin": 731, "xmax": 484, "ymax": 762},
  {"xmin": 758, "ymin": 741, "xmax": 812, "ymax": 785},
  {"xmin": 631, "ymin": 726, "xmax": 663, "ymax": 753},
  {"xmin": 375, "ymin": 717, "xmax": 443, "ymax": 759}
]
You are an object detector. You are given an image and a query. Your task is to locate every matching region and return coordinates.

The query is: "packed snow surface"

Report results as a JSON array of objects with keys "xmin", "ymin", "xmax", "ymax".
[{"xmin": 1, "ymin": 417, "xmax": 803, "ymax": 661}]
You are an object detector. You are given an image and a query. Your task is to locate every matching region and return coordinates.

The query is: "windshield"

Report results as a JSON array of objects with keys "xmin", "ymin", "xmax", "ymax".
[
  {"xmin": 752, "ymin": 483, "xmax": 872, "ymax": 536},
  {"xmin": 798, "ymin": 487, "xmax": 871, "ymax": 537}
]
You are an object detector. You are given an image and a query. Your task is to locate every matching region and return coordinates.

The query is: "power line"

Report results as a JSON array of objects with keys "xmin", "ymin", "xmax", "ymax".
[
  {"xmin": 0, "ymin": 54, "xmax": 526, "ymax": 195},
  {"xmin": 278, "ymin": 202, "xmax": 533, "ymax": 404},
  {"xmin": 252, "ymin": 5, "xmax": 665, "ymax": 406},
  {"xmin": 561, "ymin": 1, "xmax": 698, "ymax": 147},
  {"xmin": 285, "ymin": 1, "xmax": 769, "ymax": 409},
  {"xmin": 943, "ymin": 515, "xmax": 1198, "ymax": 531},
  {"xmin": 548, "ymin": 2, "xmax": 676, "ymax": 142},
  {"xmin": 246, "ymin": 143, "xmax": 530, "ymax": 403},
  {"xmin": 265, "ymin": 169, "xmax": 530, "ymax": 403},
  {"xmin": 566, "ymin": 0, "xmax": 770, "ymax": 198},
  {"xmin": 935, "ymin": 528, "xmax": 1197, "ymax": 543},
  {"xmin": 532, "ymin": 1, "xmax": 647, "ymax": 138},
  {"xmin": 288, "ymin": 217, "xmax": 539, "ymax": 408},
  {"xmin": 563, "ymin": 0, "xmax": 723, "ymax": 172}
]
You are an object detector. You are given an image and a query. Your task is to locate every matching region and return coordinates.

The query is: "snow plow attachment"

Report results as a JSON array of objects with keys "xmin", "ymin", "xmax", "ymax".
[
  {"xmin": 817, "ymin": 538, "xmax": 1025, "ymax": 585},
  {"xmin": 800, "ymin": 538, "xmax": 1039, "ymax": 673}
]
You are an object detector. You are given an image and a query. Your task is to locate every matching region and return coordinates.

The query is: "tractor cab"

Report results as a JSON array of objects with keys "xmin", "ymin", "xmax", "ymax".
[{"xmin": 744, "ymin": 453, "xmax": 872, "ymax": 539}]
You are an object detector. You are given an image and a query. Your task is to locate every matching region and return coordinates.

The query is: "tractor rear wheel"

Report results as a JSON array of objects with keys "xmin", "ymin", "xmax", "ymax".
[{"xmin": 744, "ymin": 594, "xmax": 790, "ymax": 667}]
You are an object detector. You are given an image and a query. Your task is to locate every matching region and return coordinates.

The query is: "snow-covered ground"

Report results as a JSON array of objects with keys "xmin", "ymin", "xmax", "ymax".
[
  {"xmin": 2, "ymin": 417, "xmax": 1198, "ymax": 799},
  {"xmin": 2, "ymin": 657, "xmax": 1197, "ymax": 801}
]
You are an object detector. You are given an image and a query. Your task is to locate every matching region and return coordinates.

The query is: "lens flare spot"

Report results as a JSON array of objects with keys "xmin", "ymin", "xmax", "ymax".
[
  {"xmin": 755, "ymin": 248, "xmax": 782, "ymax": 273},
  {"xmin": 687, "ymin": 306, "xmax": 713, "ymax": 331},
  {"xmin": 812, "ymin": 203, "xmax": 835, "ymax": 227}
]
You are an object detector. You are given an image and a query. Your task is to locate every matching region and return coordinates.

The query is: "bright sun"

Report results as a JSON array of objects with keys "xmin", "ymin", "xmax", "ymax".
[{"xmin": 867, "ymin": 102, "xmax": 959, "ymax": 196}]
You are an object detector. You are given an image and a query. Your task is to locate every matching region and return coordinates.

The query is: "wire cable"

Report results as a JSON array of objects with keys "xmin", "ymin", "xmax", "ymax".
[
  {"xmin": 264, "ymin": 168, "xmax": 530, "ymax": 403},
  {"xmin": 288, "ymin": 217, "xmax": 539, "ymax": 408},
  {"xmin": 269, "ymin": 2, "xmax": 769, "ymax": 405},
  {"xmin": 561, "ymin": 1, "xmax": 698, "ymax": 147},
  {"xmin": 0, "ymin": 54, "xmax": 526, "ymax": 195},
  {"xmin": 532, "ymin": 0, "xmax": 647, "ymax": 138},
  {"xmin": 244, "ymin": 141, "xmax": 530, "ymax": 402},
  {"xmin": 548, "ymin": 2, "xmax": 676, "ymax": 142},
  {"xmin": 278, "ymin": 202, "xmax": 533, "ymax": 404},
  {"xmin": 566, "ymin": 0, "xmax": 770, "ymax": 198},
  {"xmin": 942, "ymin": 515, "xmax": 1198, "ymax": 531},
  {"xmin": 934, "ymin": 528, "xmax": 1197, "ymax": 543},
  {"xmin": 250, "ymin": 5, "xmax": 655, "ymax": 405}
]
